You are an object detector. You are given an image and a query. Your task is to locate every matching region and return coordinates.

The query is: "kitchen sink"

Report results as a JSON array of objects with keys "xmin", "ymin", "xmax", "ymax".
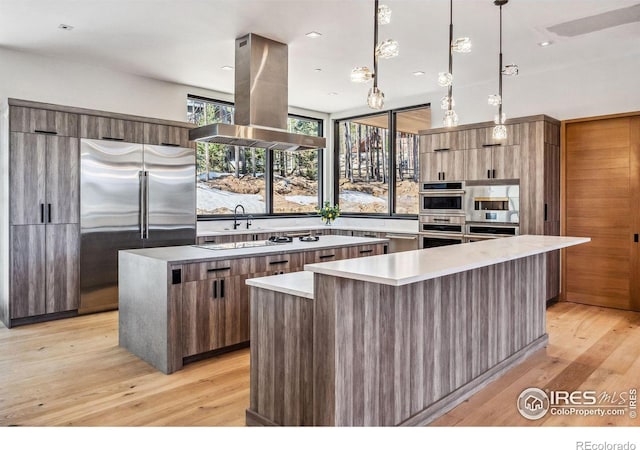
[{"xmin": 194, "ymin": 240, "xmax": 284, "ymax": 250}]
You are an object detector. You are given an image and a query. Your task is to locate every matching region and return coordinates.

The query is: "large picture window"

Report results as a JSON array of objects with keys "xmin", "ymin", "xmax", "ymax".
[
  {"xmin": 187, "ymin": 96, "xmax": 323, "ymax": 216},
  {"xmin": 335, "ymin": 105, "xmax": 429, "ymax": 216}
]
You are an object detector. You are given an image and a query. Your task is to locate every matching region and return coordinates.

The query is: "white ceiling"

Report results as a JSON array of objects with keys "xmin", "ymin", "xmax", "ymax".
[{"xmin": 1, "ymin": 0, "xmax": 639, "ymax": 114}]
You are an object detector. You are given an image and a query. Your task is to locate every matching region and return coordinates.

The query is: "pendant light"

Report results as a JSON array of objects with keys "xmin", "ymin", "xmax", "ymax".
[
  {"xmin": 350, "ymin": 0, "xmax": 399, "ymax": 110},
  {"xmin": 439, "ymin": 0, "xmax": 472, "ymax": 128},
  {"xmin": 489, "ymin": 0, "xmax": 518, "ymax": 140}
]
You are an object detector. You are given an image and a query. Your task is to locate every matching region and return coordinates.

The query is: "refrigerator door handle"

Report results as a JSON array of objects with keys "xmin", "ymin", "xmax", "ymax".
[
  {"xmin": 144, "ymin": 170, "xmax": 150, "ymax": 239},
  {"xmin": 139, "ymin": 170, "xmax": 145, "ymax": 239}
]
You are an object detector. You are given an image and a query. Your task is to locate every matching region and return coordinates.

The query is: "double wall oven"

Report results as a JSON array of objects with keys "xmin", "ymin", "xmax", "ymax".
[{"xmin": 418, "ymin": 181, "xmax": 520, "ymax": 249}]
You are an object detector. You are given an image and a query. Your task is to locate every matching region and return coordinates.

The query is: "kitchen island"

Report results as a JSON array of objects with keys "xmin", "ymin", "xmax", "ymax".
[
  {"xmin": 245, "ymin": 235, "xmax": 589, "ymax": 426},
  {"xmin": 118, "ymin": 235, "xmax": 387, "ymax": 374}
]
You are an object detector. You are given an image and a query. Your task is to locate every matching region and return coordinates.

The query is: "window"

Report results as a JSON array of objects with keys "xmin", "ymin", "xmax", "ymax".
[
  {"xmin": 335, "ymin": 105, "xmax": 429, "ymax": 216},
  {"xmin": 187, "ymin": 96, "xmax": 323, "ymax": 216}
]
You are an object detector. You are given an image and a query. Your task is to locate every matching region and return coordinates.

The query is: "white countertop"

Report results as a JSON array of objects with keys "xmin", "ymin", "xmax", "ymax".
[
  {"xmin": 246, "ymin": 271, "xmax": 314, "ymax": 299},
  {"xmin": 196, "ymin": 224, "xmax": 418, "ymax": 237},
  {"xmin": 304, "ymin": 235, "xmax": 590, "ymax": 287},
  {"xmin": 119, "ymin": 235, "xmax": 388, "ymax": 264}
]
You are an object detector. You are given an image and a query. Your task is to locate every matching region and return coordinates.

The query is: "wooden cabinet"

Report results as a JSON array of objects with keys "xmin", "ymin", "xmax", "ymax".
[
  {"xmin": 422, "ymin": 129, "xmax": 472, "ymax": 152},
  {"xmin": 79, "ymin": 115, "xmax": 144, "ymax": 143},
  {"xmin": 419, "ymin": 147, "xmax": 465, "ymax": 182},
  {"xmin": 10, "ymin": 133, "xmax": 78, "ymax": 225},
  {"xmin": 304, "ymin": 247, "xmax": 350, "ymax": 265},
  {"xmin": 9, "ymin": 224, "xmax": 79, "ymax": 320},
  {"xmin": 10, "ymin": 106, "xmax": 78, "ymax": 137},
  {"xmin": 143, "ymin": 123, "xmax": 190, "ymax": 147},
  {"xmin": 182, "ymin": 278, "xmax": 226, "ymax": 357},
  {"xmin": 465, "ymin": 145, "xmax": 520, "ymax": 181}
]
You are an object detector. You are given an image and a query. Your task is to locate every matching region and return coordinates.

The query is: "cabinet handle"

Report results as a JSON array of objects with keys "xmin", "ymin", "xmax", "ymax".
[
  {"xmin": 102, "ymin": 136, "xmax": 124, "ymax": 141},
  {"xmin": 364, "ymin": 234, "xmax": 377, "ymax": 238},
  {"xmin": 213, "ymin": 280, "xmax": 217, "ymax": 299},
  {"xmin": 434, "ymin": 148, "xmax": 450, "ymax": 152},
  {"xmin": 482, "ymin": 143, "xmax": 502, "ymax": 147},
  {"xmin": 269, "ymin": 260, "xmax": 289, "ymax": 265},
  {"xmin": 432, "ymin": 218, "xmax": 451, "ymax": 222},
  {"xmin": 544, "ymin": 204, "xmax": 548, "ymax": 221},
  {"xmin": 207, "ymin": 266, "xmax": 231, "ymax": 272},
  {"xmin": 319, "ymin": 254, "xmax": 335, "ymax": 259},
  {"xmin": 360, "ymin": 249, "xmax": 373, "ymax": 254},
  {"xmin": 634, "ymin": 234, "xmax": 639, "ymax": 243},
  {"xmin": 40, "ymin": 203, "xmax": 44, "ymax": 223},
  {"xmin": 47, "ymin": 203, "xmax": 52, "ymax": 223},
  {"xmin": 492, "ymin": 169, "xmax": 496, "ymax": 179},
  {"xmin": 487, "ymin": 170, "xmax": 491, "ymax": 179},
  {"xmin": 220, "ymin": 279, "xmax": 225, "ymax": 298},
  {"xmin": 161, "ymin": 142, "xmax": 180, "ymax": 147},
  {"xmin": 441, "ymin": 172, "xmax": 446, "ymax": 181},
  {"xmin": 34, "ymin": 129, "xmax": 57, "ymax": 135}
]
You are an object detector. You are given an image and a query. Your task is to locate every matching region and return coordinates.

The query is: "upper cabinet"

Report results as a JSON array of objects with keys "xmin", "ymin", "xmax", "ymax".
[
  {"xmin": 79, "ymin": 115, "xmax": 144, "ymax": 143},
  {"xmin": 465, "ymin": 145, "xmax": 520, "ymax": 181},
  {"xmin": 143, "ymin": 124, "xmax": 191, "ymax": 147},
  {"xmin": 10, "ymin": 107, "xmax": 78, "ymax": 137}
]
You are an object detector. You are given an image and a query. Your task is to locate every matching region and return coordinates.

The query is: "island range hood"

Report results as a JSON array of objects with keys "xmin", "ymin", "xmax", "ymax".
[{"xmin": 189, "ymin": 33, "xmax": 326, "ymax": 151}]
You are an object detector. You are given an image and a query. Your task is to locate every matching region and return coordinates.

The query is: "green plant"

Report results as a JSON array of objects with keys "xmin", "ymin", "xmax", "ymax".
[{"xmin": 318, "ymin": 201, "xmax": 340, "ymax": 223}]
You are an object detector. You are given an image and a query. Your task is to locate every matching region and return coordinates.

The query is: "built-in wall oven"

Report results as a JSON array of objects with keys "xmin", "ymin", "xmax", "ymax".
[
  {"xmin": 419, "ymin": 215, "xmax": 465, "ymax": 249},
  {"xmin": 464, "ymin": 183, "xmax": 519, "ymax": 224},
  {"xmin": 420, "ymin": 182, "xmax": 465, "ymax": 215}
]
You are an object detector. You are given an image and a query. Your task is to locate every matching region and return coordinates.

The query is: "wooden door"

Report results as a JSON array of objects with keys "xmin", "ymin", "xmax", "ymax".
[
  {"xmin": 440, "ymin": 150, "xmax": 465, "ymax": 181},
  {"xmin": 182, "ymin": 279, "xmax": 226, "ymax": 357},
  {"xmin": 10, "ymin": 133, "xmax": 46, "ymax": 225},
  {"xmin": 45, "ymin": 224, "xmax": 80, "ymax": 313},
  {"xmin": 224, "ymin": 275, "xmax": 250, "ymax": 347},
  {"xmin": 631, "ymin": 117, "xmax": 640, "ymax": 310},
  {"xmin": 419, "ymin": 152, "xmax": 439, "ymax": 182},
  {"xmin": 46, "ymin": 136, "xmax": 79, "ymax": 224},
  {"xmin": 493, "ymin": 145, "xmax": 521, "ymax": 180},
  {"xmin": 10, "ymin": 225, "xmax": 46, "ymax": 318},
  {"xmin": 565, "ymin": 117, "xmax": 636, "ymax": 310},
  {"xmin": 465, "ymin": 147, "xmax": 492, "ymax": 181}
]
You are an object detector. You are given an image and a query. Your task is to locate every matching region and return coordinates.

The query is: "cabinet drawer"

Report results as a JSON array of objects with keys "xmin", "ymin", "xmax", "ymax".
[
  {"xmin": 79, "ymin": 115, "xmax": 144, "ymax": 143},
  {"xmin": 10, "ymin": 107, "xmax": 78, "ymax": 137},
  {"xmin": 183, "ymin": 259, "xmax": 245, "ymax": 281},
  {"xmin": 143, "ymin": 124, "xmax": 191, "ymax": 147},
  {"xmin": 420, "ymin": 215, "xmax": 465, "ymax": 225},
  {"xmin": 304, "ymin": 247, "xmax": 350, "ymax": 265},
  {"xmin": 252, "ymin": 253, "xmax": 304, "ymax": 275},
  {"xmin": 348, "ymin": 244, "xmax": 384, "ymax": 258}
]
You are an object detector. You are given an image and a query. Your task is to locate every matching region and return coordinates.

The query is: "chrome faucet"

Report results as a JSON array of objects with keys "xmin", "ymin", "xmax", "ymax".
[{"xmin": 233, "ymin": 204, "xmax": 245, "ymax": 230}]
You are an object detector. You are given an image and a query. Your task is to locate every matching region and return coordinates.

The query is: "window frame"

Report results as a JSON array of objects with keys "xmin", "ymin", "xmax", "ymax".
[
  {"xmin": 189, "ymin": 95, "xmax": 324, "ymax": 220},
  {"xmin": 333, "ymin": 103, "xmax": 429, "ymax": 219}
]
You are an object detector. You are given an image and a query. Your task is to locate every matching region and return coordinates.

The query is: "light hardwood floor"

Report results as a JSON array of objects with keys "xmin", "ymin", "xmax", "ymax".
[{"xmin": 1, "ymin": 302, "xmax": 638, "ymax": 426}]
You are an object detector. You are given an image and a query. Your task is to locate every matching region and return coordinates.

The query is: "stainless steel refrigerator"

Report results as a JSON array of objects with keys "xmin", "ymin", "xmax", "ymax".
[{"xmin": 80, "ymin": 139, "xmax": 196, "ymax": 313}]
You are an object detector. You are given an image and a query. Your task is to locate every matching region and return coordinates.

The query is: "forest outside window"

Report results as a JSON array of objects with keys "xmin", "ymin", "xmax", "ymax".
[
  {"xmin": 188, "ymin": 96, "xmax": 323, "ymax": 216},
  {"xmin": 335, "ymin": 106, "xmax": 429, "ymax": 216}
]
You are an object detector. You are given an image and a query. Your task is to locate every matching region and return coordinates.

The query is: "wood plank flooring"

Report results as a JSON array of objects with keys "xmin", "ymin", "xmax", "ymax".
[{"xmin": 1, "ymin": 301, "xmax": 638, "ymax": 426}]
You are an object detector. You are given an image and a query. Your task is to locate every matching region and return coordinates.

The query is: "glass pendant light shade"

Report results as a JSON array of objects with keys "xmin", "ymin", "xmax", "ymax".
[
  {"xmin": 438, "ymin": 72, "xmax": 453, "ymax": 87},
  {"xmin": 502, "ymin": 64, "xmax": 519, "ymax": 76},
  {"xmin": 451, "ymin": 37, "xmax": 472, "ymax": 53},
  {"xmin": 443, "ymin": 110, "xmax": 459, "ymax": 128},
  {"xmin": 367, "ymin": 86, "xmax": 385, "ymax": 110},
  {"xmin": 488, "ymin": 94, "xmax": 502, "ymax": 106},
  {"xmin": 375, "ymin": 39, "xmax": 399, "ymax": 59},
  {"xmin": 440, "ymin": 95, "xmax": 455, "ymax": 110},
  {"xmin": 494, "ymin": 112, "xmax": 507, "ymax": 124},
  {"xmin": 350, "ymin": 66, "xmax": 374, "ymax": 83},
  {"xmin": 378, "ymin": 4, "xmax": 392, "ymax": 24},
  {"xmin": 492, "ymin": 124, "xmax": 507, "ymax": 140}
]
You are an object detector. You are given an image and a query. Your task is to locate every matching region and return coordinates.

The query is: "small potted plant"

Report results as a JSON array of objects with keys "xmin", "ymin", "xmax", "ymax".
[{"xmin": 318, "ymin": 201, "xmax": 340, "ymax": 226}]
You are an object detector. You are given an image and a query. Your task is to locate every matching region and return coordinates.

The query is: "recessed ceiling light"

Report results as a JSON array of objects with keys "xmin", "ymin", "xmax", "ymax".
[
  {"xmin": 221, "ymin": 65, "xmax": 233, "ymax": 71},
  {"xmin": 305, "ymin": 31, "xmax": 322, "ymax": 38},
  {"xmin": 314, "ymin": 68, "xmax": 322, "ymax": 72},
  {"xmin": 328, "ymin": 92, "xmax": 339, "ymax": 96},
  {"xmin": 58, "ymin": 24, "xmax": 74, "ymax": 31},
  {"xmin": 413, "ymin": 71, "xmax": 426, "ymax": 76},
  {"xmin": 538, "ymin": 41, "xmax": 553, "ymax": 47}
]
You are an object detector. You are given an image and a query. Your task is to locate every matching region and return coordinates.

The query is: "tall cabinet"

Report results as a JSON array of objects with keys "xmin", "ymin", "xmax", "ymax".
[
  {"xmin": 0, "ymin": 99, "xmax": 195, "ymax": 328},
  {"xmin": 419, "ymin": 115, "xmax": 561, "ymax": 301}
]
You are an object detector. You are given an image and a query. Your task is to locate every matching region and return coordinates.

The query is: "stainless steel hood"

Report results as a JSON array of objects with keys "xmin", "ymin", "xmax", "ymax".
[{"xmin": 189, "ymin": 33, "xmax": 326, "ymax": 151}]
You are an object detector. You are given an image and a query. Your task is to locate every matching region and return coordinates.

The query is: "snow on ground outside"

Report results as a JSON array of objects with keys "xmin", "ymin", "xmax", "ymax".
[{"xmin": 339, "ymin": 190, "xmax": 386, "ymax": 204}]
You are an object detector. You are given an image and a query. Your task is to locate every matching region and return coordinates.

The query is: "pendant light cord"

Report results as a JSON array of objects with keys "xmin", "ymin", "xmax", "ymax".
[
  {"xmin": 448, "ymin": 0, "xmax": 454, "ymax": 111},
  {"xmin": 373, "ymin": 0, "xmax": 379, "ymax": 89},
  {"xmin": 498, "ymin": 3, "xmax": 503, "ymax": 121}
]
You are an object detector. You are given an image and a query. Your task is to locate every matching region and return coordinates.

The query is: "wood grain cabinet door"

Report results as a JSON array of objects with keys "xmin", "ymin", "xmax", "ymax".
[
  {"xmin": 143, "ymin": 124, "xmax": 190, "ymax": 147},
  {"xmin": 79, "ymin": 115, "xmax": 145, "ymax": 143},
  {"xmin": 465, "ymin": 148, "xmax": 493, "ymax": 181},
  {"xmin": 45, "ymin": 224, "xmax": 80, "ymax": 313},
  {"xmin": 181, "ymin": 279, "xmax": 226, "ymax": 357},
  {"xmin": 492, "ymin": 145, "xmax": 521, "ymax": 180},
  {"xmin": 10, "ymin": 132, "xmax": 46, "ymax": 225},
  {"xmin": 419, "ymin": 152, "xmax": 439, "ymax": 182},
  {"xmin": 224, "ymin": 275, "xmax": 250, "ymax": 347},
  {"xmin": 10, "ymin": 225, "xmax": 46, "ymax": 319},
  {"xmin": 440, "ymin": 150, "xmax": 465, "ymax": 181},
  {"xmin": 10, "ymin": 107, "xmax": 78, "ymax": 137},
  {"xmin": 45, "ymin": 136, "xmax": 79, "ymax": 224}
]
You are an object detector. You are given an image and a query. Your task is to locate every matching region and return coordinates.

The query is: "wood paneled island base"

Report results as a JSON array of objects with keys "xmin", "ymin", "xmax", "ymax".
[{"xmin": 246, "ymin": 236, "xmax": 589, "ymax": 426}]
